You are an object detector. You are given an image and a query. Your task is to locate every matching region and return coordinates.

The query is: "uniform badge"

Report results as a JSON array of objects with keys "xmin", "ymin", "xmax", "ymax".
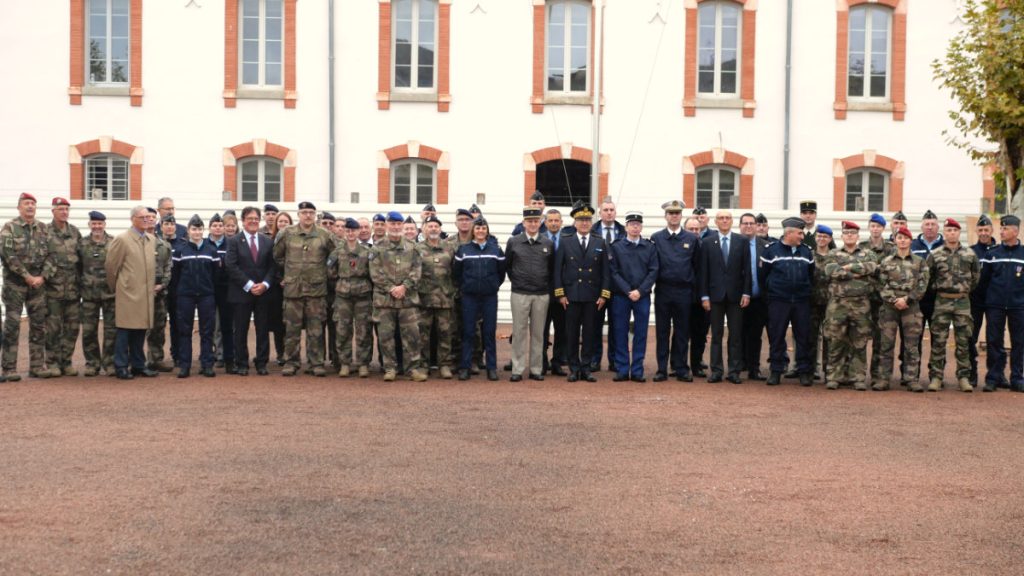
[
  {"xmin": 396, "ymin": 258, "xmax": 401, "ymax": 264},
  {"xmin": 1017, "ymin": 265, "xmax": 1022, "ymax": 278},
  {"xmin": 543, "ymin": 247, "xmax": 548, "ymax": 253},
  {"xmin": 434, "ymin": 257, "xmax": 439, "ymax": 263},
  {"xmin": 350, "ymin": 259, "xmax": 357, "ymax": 269},
  {"xmin": 683, "ymin": 243, "xmax": 690, "ymax": 249}
]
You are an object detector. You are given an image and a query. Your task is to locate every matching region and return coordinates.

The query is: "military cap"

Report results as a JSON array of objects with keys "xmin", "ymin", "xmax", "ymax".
[
  {"xmin": 51, "ymin": 197, "xmax": 71, "ymax": 207},
  {"xmin": 473, "ymin": 216, "xmax": 489, "ymax": 227},
  {"xmin": 223, "ymin": 209, "xmax": 237, "ymax": 217},
  {"xmin": 571, "ymin": 203, "xmax": 595, "ymax": 219},
  {"xmin": 321, "ymin": 212, "xmax": 336, "ymax": 222},
  {"xmin": 944, "ymin": 217, "xmax": 961, "ymax": 230},
  {"xmin": 386, "ymin": 211, "xmax": 404, "ymax": 223},
  {"xmin": 1000, "ymin": 214, "xmax": 1021, "ymax": 227},
  {"xmin": 977, "ymin": 214, "xmax": 993, "ymax": 227},
  {"xmin": 187, "ymin": 214, "xmax": 204, "ymax": 228},
  {"xmin": 344, "ymin": 217, "xmax": 361, "ymax": 230},
  {"xmin": 18, "ymin": 192, "xmax": 37, "ymax": 203},
  {"xmin": 661, "ymin": 200, "xmax": 685, "ymax": 213},
  {"xmin": 455, "ymin": 208, "xmax": 473, "ymax": 219},
  {"xmin": 422, "ymin": 203, "xmax": 436, "ymax": 212},
  {"xmin": 841, "ymin": 220, "xmax": 860, "ymax": 231},
  {"xmin": 816, "ymin": 224, "xmax": 834, "ymax": 237},
  {"xmin": 404, "ymin": 215, "xmax": 415, "ymax": 225},
  {"xmin": 523, "ymin": 207, "xmax": 543, "ymax": 219},
  {"xmin": 869, "ymin": 213, "xmax": 886, "ymax": 227},
  {"xmin": 922, "ymin": 209, "xmax": 938, "ymax": 220},
  {"xmin": 263, "ymin": 203, "xmax": 279, "ymax": 214},
  {"xmin": 161, "ymin": 214, "xmax": 176, "ymax": 224},
  {"xmin": 891, "ymin": 211, "xmax": 907, "ymax": 222},
  {"xmin": 691, "ymin": 206, "xmax": 706, "ymax": 215},
  {"xmin": 799, "ymin": 200, "xmax": 817, "ymax": 213},
  {"xmin": 895, "ymin": 226, "xmax": 913, "ymax": 239},
  {"xmin": 424, "ymin": 215, "xmax": 443, "ymax": 226},
  {"xmin": 782, "ymin": 217, "xmax": 806, "ymax": 229},
  {"xmin": 297, "ymin": 201, "xmax": 316, "ymax": 211},
  {"xmin": 146, "ymin": 207, "xmax": 158, "ymax": 215},
  {"xmin": 755, "ymin": 213, "xmax": 768, "ymax": 224},
  {"xmin": 625, "ymin": 211, "xmax": 643, "ymax": 224},
  {"xmin": 530, "ymin": 190, "xmax": 546, "ymax": 202},
  {"xmin": 88, "ymin": 210, "xmax": 106, "ymax": 221},
  {"xmin": 209, "ymin": 213, "xmax": 223, "ymax": 224},
  {"xmin": 373, "ymin": 213, "xmax": 386, "ymax": 222},
  {"xmin": 469, "ymin": 203, "xmax": 482, "ymax": 214}
]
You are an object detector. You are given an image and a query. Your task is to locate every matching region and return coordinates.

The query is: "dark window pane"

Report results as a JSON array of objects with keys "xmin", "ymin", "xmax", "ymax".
[
  {"xmin": 698, "ymin": 70, "xmax": 714, "ymax": 93},
  {"xmin": 536, "ymin": 159, "xmax": 591, "ymax": 207},
  {"xmin": 721, "ymin": 71, "xmax": 736, "ymax": 94},
  {"xmin": 870, "ymin": 74, "xmax": 886, "ymax": 97}
]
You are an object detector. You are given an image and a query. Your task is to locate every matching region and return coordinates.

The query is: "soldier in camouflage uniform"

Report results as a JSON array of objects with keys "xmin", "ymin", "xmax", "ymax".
[
  {"xmin": 810, "ymin": 225, "xmax": 834, "ymax": 380},
  {"xmin": 328, "ymin": 218, "xmax": 373, "ymax": 378},
  {"xmin": 272, "ymin": 201, "xmax": 335, "ymax": 377},
  {"xmin": 926, "ymin": 218, "xmax": 981, "ymax": 392},
  {"xmin": 369, "ymin": 211, "xmax": 427, "ymax": 382},
  {"xmin": 859, "ymin": 213, "xmax": 896, "ymax": 386},
  {"xmin": 79, "ymin": 211, "xmax": 116, "ymax": 377},
  {"xmin": 875, "ymin": 226, "xmax": 929, "ymax": 391},
  {"xmin": 146, "ymin": 212, "xmax": 176, "ymax": 371},
  {"xmin": 0, "ymin": 193, "xmax": 51, "ymax": 380},
  {"xmin": 43, "ymin": 197, "xmax": 83, "ymax": 377},
  {"xmin": 823, "ymin": 221, "xmax": 879, "ymax": 390},
  {"xmin": 417, "ymin": 215, "xmax": 457, "ymax": 379}
]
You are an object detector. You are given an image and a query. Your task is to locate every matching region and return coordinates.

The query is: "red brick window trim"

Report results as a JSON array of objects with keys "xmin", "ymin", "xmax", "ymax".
[
  {"xmin": 834, "ymin": 0, "xmax": 906, "ymax": 121},
  {"xmin": 223, "ymin": 139, "xmax": 297, "ymax": 202},
  {"xmin": 376, "ymin": 141, "xmax": 451, "ymax": 204},
  {"xmin": 376, "ymin": 0, "xmax": 452, "ymax": 112},
  {"xmin": 69, "ymin": 137, "xmax": 143, "ymax": 201},
  {"xmin": 832, "ymin": 151, "xmax": 904, "ymax": 212},
  {"xmin": 683, "ymin": 0, "xmax": 756, "ymax": 118},
  {"xmin": 224, "ymin": 0, "xmax": 298, "ymax": 109},
  {"xmin": 682, "ymin": 148, "xmax": 754, "ymax": 209},
  {"xmin": 69, "ymin": 0, "xmax": 143, "ymax": 106},
  {"xmin": 522, "ymin": 143, "xmax": 609, "ymax": 203},
  {"xmin": 531, "ymin": 0, "xmax": 603, "ymax": 114}
]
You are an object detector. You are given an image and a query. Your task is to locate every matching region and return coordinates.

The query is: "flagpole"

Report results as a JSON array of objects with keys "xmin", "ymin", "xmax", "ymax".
[{"xmin": 591, "ymin": 0, "xmax": 603, "ymax": 205}]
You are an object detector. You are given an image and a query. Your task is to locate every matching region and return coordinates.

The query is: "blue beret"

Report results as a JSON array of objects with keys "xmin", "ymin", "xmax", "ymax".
[
  {"xmin": 88, "ymin": 210, "xmax": 106, "ymax": 221},
  {"xmin": 386, "ymin": 211, "xmax": 404, "ymax": 222},
  {"xmin": 373, "ymin": 213, "xmax": 386, "ymax": 222},
  {"xmin": 455, "ymin": 208, "xmax": 473, "ymax": 218},
  {"xmin": 344, "ymin": 217, "xmax": 361, "ymax": 230},
  {"xmin": 816, "ymin": 224, "xmax": 833, "ymax": 237},
  {"xmin": 869, "ymin": 213, "xmax": 886, "ymax": 227}
]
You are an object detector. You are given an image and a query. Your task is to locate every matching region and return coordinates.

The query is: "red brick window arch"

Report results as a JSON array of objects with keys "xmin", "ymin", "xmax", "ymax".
[
  {"xmin": 69, "ymin": 137, "xmax": 143, "ymax": 201},
  {"xmin": 523, "ymin": 144, "xmax": 609, "ymax": 205},
  {"xmin": 834, "ymin": 0, "xmax": 907, "ymax": 121},
  {"xmin": 223, "ymin": 139, "xmax": 296, "ymax": 202},
  {"xmin": 377, "ymin": 141, "xmax": 450, "ymax": 204},
  {"xmin": 683, "ymin": 149, "xmax": 753, "ymax": 209},
  {"xmin": 683, "ymin": 0, "xmax": 757, "ymax": 118},
  {"xmin": 832, "ymin": 151, "xmax": 904, "ymax": 211}
]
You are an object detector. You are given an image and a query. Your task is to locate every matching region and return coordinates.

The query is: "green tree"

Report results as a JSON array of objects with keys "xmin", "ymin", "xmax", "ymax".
[{"xmin": 933, "ymin": 0, "xmax": 1024, "ymax": 216}]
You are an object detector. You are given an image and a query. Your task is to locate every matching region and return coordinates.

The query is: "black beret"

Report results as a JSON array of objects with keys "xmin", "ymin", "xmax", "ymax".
[
  {"xmin": 297, "ymin": 201, "xmax": 316, "ymax": 211},
  {"xmin": 321, "ymin": 212, "xmax": 336, "ymax": 222},
  {"xmin": 344, "ymin": 217, "xmax": 361, "ymax": 230},
  {"xmin": 456, "ymin": 208, "xmax": 473, "ymax": 218},
  {"xmin": 263, "ymin": 204, "xmax": 279, "ymax": 213},
  {"xmin": 424, "ymin": 215, "xmax": 442, "ymax": 226},
  {"xmin": 88, "ymin": 210, "xmax": 106, "ymax": 221}
]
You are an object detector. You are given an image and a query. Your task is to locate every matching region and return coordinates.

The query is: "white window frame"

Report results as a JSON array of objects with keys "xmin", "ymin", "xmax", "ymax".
[
  {"xmin": 697, "ymin": 1, "xmax": 742, "ymax": 98},
  {"xmin": 392, "ymin": 0, "xmax": 438, "ymax": 93},
  {"xmin": 238, "ymin": 157, "xmax": 283, "ymax": 203},
  {"xmin": 86, "ymin": 0, "xmax": 130, "ymax": 85},
  {"xmin": 239, "ymin": 0, "xmax": 284, "ymax": 88},
  {"xmin": 847, "ymin": 5, "xmax": 892, "ymax": 101},
  {"xmin": 390, "ymin": 159, "xmax": 437, "ymax": 205},
  {"xmin": 695, "ymin": 166, "xmax": 739, "ymax": 210},
  {"xmin": 545, "ymin": 0, "xmax": 591, "ymax": 96},
  {"xmin": 845, "ymin": 169, "xmax": 889, "ymax": 212},
  {"xmin": 85, "ymin": 154, "xmax": 130, "ymax": 201}
]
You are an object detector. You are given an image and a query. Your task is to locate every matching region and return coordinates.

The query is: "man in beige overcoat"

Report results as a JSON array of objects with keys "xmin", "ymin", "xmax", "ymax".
[{"xmin": 105, "ymin": 205, "xmax": 159, "ymax": 380}]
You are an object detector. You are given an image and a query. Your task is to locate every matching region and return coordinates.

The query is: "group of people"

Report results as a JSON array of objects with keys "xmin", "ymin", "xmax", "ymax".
[{"xmin": 1, "ymin": 191, "xmax": 1022, "ymax": 393}]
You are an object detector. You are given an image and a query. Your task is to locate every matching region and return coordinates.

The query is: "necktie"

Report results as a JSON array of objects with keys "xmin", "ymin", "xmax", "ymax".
[
  {"xmin": 669, "ymin": 232, "xmax": 677, "ymax": 241},
  {"xmin": 605, "ymin": 227, "xmax": 612, "ymax": 245},
  {"xmin": 581, "ymin": 235, "xmax": 587, "ymax": 252},
  {"xmin": 721, "ymin": 235, "xmax": 729, "ymax": 262},
  {"xmin": 250, "ymin": 234, "xmax": 258, "ymax": 261}
]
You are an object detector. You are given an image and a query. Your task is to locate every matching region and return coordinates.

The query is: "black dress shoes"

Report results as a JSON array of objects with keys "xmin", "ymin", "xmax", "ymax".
[
  {"xmin": 177, "ymin": 368, "xmax": 189, "ymax": 379},
  {"xmin": 748, "ymin": 371, "xmax": 765, "ymax": 381},
  {"xmin": 115, "ymin": 368, "xmax": 134, "ymax": 380},
  {"xmin": 201, "ymin": 367, "xmax": 216, "ymax": 378},
  {"xmin": 653, "ymin": 372, "xmax": 668, "ymax": 382},
  {"xmin": 510, "ymin": 374, "xmax": 523, "ymax": 382},
  {"xmin": 798, "ymin": 373, "xmax": 812, "ymax": 387},
  {"xmin": 567, "ymin": 371, "xmax": 579, "ymax": 382},
  {"xmin": 503, "ymin": 361, "xmax": 513, "ymax": 371},
  {"xmin": 256, "ymin": 366, "xmax": 269, "ymax": 375},
  {"xmin": 487, "ymin": 370, "xmax": 499, "ymax": 381},
  {"xmin": 707, "ymin": 372, "xmax": 723, "ymax": 383},
  {"xmin": 588, "ymin": 362, "xmax": 601, "ymax": 373},
  {"xmin": 137, "ymin": 368, "xmax": 159, "ymax": 378},
  {"xmin": 631, "ymin": 375, "xmax": 646, "ymax": 383},
  {"xmin": 676, "ymin": 371, "xmax": 693, "ymax": 382},
  {"xmin": 457, "ymin": 369, "xmax": 470, "ymax": 381},
  {"xmin": 529, "ymin": 373, "xmax": 545, "ymax": 381},
  {"xmin": 767, "ymin": 372, "xmax": 782, "ymax": 386},
  {"xmin": 612, "ymin": 374, "xmax": 629, "ymax": 382},
  {"xmin": 550, "ymin": 366, "xmax": 567, "ymax": 376},
  {"xmin": 692, "ymin": 368, "xmax": 707, "ymax": 378},
  {"xmin": 727, "ymin": 373, "xmax": 743, "ymax": 384},
  {"xmin": 583, "ymin": 372, "xmax": 597, "ymax": 383}
]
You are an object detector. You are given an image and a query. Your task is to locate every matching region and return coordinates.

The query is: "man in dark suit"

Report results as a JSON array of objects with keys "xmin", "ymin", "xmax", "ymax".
[
  {"xmin": 542, "ymin": 208, "xmax": 568, "ymax": 376},
  {"xmin": 739, "ymin": 213, "xmax": 770, "ymax": 380},
  {"xmin": 699, "ymin": 210, "xmax": 751, "ymax": 383},
  {"xmin": 591, "ymin": 196, "xmax": 627, "ymax": 372},
  {"xmin": 224, "ymin": 206, "xmax": 277, "ymax": 376}
]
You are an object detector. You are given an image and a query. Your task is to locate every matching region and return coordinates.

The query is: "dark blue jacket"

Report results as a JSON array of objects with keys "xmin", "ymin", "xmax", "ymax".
[
  {"xmin": 609, "ymin": 237, "xmax": 659, "ymax": 296},
  {"xmin": 171, "ymin": 239, "xmax": 221, "ymax": 297},
  {"xmin": 758, "ymin": 241, "xmax": 815, "ymax": 303},
  {"xmin": 981, "ymin": 241, "xmax": 1024, "ymax": 309},
  {"xmin": 971, "ymin": 239, "xmax": 997, "ymax": 306},
  {"xmin": 649, "ymin": 228, "xmax": 700, "ymax": 288},
  {"xmin": 454, "ymin": 240, "xmax": 506, "ymax": 296},
  {"xmin": 208, "ymin": 234, "xmax": 230, "ymax": 289},
  {"xmin": 912, "ymin": 234, "xmax": 944, "ymax": 307}
]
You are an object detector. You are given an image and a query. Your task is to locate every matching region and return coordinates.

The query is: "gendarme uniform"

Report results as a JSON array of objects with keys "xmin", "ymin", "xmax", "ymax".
[
  {"xmin": 78, "ymin": 214, "xmax": 116, "ymax": 377},
  {"xmin": 875, "ymin": 228, "xmax": 929, "ymax": 391},
  {"xmin": 823, "ymin": 222, "xmax": 879, "ymax": 390},
  {"xmin": 0, "ymin": 194, "xmax": 50, "ymax": 380},
  {"xmin": 416, "ymin": 219, "xmax": 457, "ymax": 378},
  {"xmin": 369, "ymin": 212, "xmax": 426, "ymax": 381},
  {"xmin": 43, "ymin": 207, "xmax": 83, "ymax": 377},
  {"xmin": 980, "ymin": 215, "xmax": 1024, "ymax": 392},
  {"xmin": 328, "ymin": 219, "xmax": 374, "ymax": 377},
  {"xmin": 146, "ymin": 224, "xmax": 175, "ymax": 371},
  {"xmin": 925, "ymin": 219, "xmax": 980, "ymax": 392},
  {"xmin": 969, "ymin": 214, "xmax": 998, "ymax": 385}
]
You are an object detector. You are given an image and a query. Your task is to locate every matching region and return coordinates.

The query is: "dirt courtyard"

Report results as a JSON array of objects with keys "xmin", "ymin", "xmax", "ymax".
[{"xmin": 2, "ymin": 321, "xmax": 1024, "ymax": 575}]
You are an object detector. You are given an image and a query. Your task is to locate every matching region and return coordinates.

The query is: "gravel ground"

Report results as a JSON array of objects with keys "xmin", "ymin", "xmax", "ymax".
[{"xmin": 2, "ymin": 321, "xmax": 1023, "ymax": 575}]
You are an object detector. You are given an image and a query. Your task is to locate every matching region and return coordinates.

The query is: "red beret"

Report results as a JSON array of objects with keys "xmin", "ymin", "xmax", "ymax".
[
  {"xmin": 51, "ymin": 197, "xmax": 71, "ymax": 207},
  {"xmin": 18, "ymin": 192, "xmax": 36, "ymax": 203},
  {"xmin": 944, "ymin": 218, "xmax": 961, "ymax": 230},
  {"xmin": 841, "ymin": 220, "xmax": 859, "ymax": 231},
  {"xmin": 895, "ymin": 226, "xmax": 912, "ymax": 239}
]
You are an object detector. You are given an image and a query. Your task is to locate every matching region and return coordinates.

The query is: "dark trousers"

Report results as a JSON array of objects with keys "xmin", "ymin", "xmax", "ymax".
[
  {"xmin": 233, "ymin": 299, "xmax": 270, "ymax": 369},
  {"xmin": 917, "ymin": 295, "xmax": 935, "ymax": 375},
  {"xmin": 177, "ymin": 294, "xmax": 216, "ymax": 370},
  {"xmin": 591, "ymin": 298, "xmax": 617, "ymax": 369},
  {"xmin": 969, "ymin": 301, "xmax": 985, "ymax": 382},
  {"xmin": 167, "ymin": 294, "xmax": 179, "ymax": 364},
  {"xmin": 654, "ymin": 286, "xmax": 691, "ymax": 376},
  {"xmin": 565, "ymin": 300, "xmax": 598, "ymax": 375},
  {"xmin": 461, "ymin": 293, "xmax": 497, "ymax": 370},
  {"xmin": 985, "ymin": 307, "xmax": 1024, "ymax": 388},
  {"xmin": 324, "ymin": 293, "xmax": 337, "ymax": 366},
  {"xmin": 689, "ymin": 302, "xmax": 709, "ymax": 370},
  {"xmin": 611, "ymin": 294, "xmax": 650, "ymax": 378},
  {"xmin": 114, "ymin": 328, "xmax": 147, "ymax": 371},
  {"xmin": 544, "ymin": 294, "xmax": 567, "ymax": 371},
  {"xmin": 709, "ymin": 300, "xmax": 744, "ymax": 377},
  {"xmin": 214, "ymin": 291, "xmax": 235, "ymax": 366},
  {"xmin": 768, "ymin": 299, "xmax": 812, "ymax": 374},
  {"xmin": 267, "ymin": 286, "xmax": 285, "ymax": 361},
  {"xmin": 743, "ymin": 296, "xmax": 767, "ymax": 373}
]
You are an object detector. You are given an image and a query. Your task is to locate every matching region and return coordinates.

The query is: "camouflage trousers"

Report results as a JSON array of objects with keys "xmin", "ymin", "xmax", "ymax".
[
  {"xmin": 146, "ymin": 291, "xmax": 169, "ymax": 365},
  {"xmin": 81, "ymin": 298, "xmax": 116, "ymax": 371},
  {"xmin": 868, "ymin": 297, "xmax": 883, "ymax": 381},
  {"xmin": 810, "ymin": 301, "xmax": 829, "ymax": 377},
  {"xmin": 283, "ymin": 296, "xmax": 326, "ymax": 370},
  {"xmin": 419, "ymin": 306, "xmax": 454, "ymax": 368},
  {"xmin": 824, "ymin": 296, "xmax": 873, "ymax": 385},
  {"xmin": 2, "ymin": 284, "xmax": 46, "ymax": 372},
  {"xmin": 334, "ymin": 295, "xmax": 373, "ymax": 368},
  {"xmin": 45, "ymin": 297, "xmax": 81, "ymax": 369},
  {"xmin": 374, "ymin": 306, "xmax": 422, "ymax": 372},
  {"xmin": 876, "ymin": 302, "xmax": 923, "ymax": 385},
  {"xmin": 929, "ymin": 295, "xmax": 973, "ymax": 380}
]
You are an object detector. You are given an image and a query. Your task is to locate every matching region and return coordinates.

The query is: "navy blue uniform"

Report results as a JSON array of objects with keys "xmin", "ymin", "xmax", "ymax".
[
  {"xmin": 759, "ymin": 240, "xmax": 816, "ymax": 375},
  {"xmin": 453, "ymin": 240, "xmax": 507, "ymax": 371},
  {"xmin": 208, "ymin": 235, "xmax": 234, "ymax": 369},
  {"xmin": 649, "ymin": 227, "xmax": 700, "ymax": 378},
  {"xmin": 980, "ymin": 241, "xmax": 1024, "ymax": 390},
  {"xmin": 171, "ymin": 239, "xmax": 220, "ymax": 371},
  {"xmin": 553, "ymin": 232, "xmax": 611, "ymax": 379},
  {"xmin": 969, "ymin": 239, "xmax": 997, "ymax": 383},
  {"xmin": 608, "ymin": 237, "xmax": 659, "ymax": 380},
  {"xmin": 591, "ymin": 221, "xmax": 626, "ymax": 370}
]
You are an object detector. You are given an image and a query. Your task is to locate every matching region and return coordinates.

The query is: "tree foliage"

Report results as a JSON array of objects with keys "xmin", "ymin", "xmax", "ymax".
[{"xmin": 933, "ymin": 0, "xmax": 1024, "ymax": 213}]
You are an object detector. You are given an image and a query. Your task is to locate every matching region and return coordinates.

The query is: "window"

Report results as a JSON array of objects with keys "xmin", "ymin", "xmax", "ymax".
[
  {"xmin": 391, "ymin": 160, "xmax": 435, "ymax": 204},
  {"xmin": 85, "ymin": 155, "xmax": 129, "ymax": 200},
  {"xmin": 393, "ymin": 0, "xmax": 437, "ymax": 91},
  {"xmin": 845, "ymin": 169, "xmax": 888, "ymax": 211},
  {"xmin": 240, "ymin": 0, "xmax": 283, "ymax": 87},
  {"xmin": 847, "ymin": 5, "xmax": 890, "ymax": 99},
  {"xmin": 536, "ymin": 159, "xmax": 591, "ymax": 207},
  {"xmin": 87, "ymin": 0, "xmax": 130, "ymax": 85},
  {"xmin": 698, "ymin": 1, "xmax": 741, "ymax": 96},
  {"xmin": 546, "ymin": 0, "xmax": 590, "ymax": 94},
  {"xmin": 696, "ymin": 167, "xmax": 738, "ymax": 209},
  {"xmin": 238, "ymin": 157, "xmax": 282, "ymax": 202}
]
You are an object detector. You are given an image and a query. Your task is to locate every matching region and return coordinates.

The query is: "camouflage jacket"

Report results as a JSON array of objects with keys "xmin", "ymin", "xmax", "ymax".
[
  {"xmin": 0, "ymin": 216, "xmax": 49, "ymax": 288},
  {"xmin": 328, "ymin": 241, "xmax": 372, "ymax": 298},
  {"xmin": 825, "ymin": 246, "xmax": 878, "ymax": 299},
  {"xmin": 369, "ymin": 237, "xmax": 421, "ymax": 309},
  {"xmin": 812, "ymin": 251, "xmax": 832, "ymax": 306},
  {"xmin": 926, "ymin": 244, "xmax": 979, "ymax": 295},
  {"xmin": 43, "ymin": 221, "xmax": 83, "ymax": 300},
  {"xmin": 273, "ymin": 225, "xmax": 335, "ymax": 299},
  {"xmin": 416, "ymin": 240, "xmax": 456, "ymax": 308},
  {"xmin": 78, "ymin": 232, "xmax": 114, "ymax": 301},
  {"xmin": 154, "ymin": 236, "xmax": 173, "ymax": 291},
  {"xmin": 858, "ymin": 238, "xmax": 896, "ymax": 260},
  {"xmin": 878, "ymin": 251, "xmax": 929, "ymax": 305}
]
